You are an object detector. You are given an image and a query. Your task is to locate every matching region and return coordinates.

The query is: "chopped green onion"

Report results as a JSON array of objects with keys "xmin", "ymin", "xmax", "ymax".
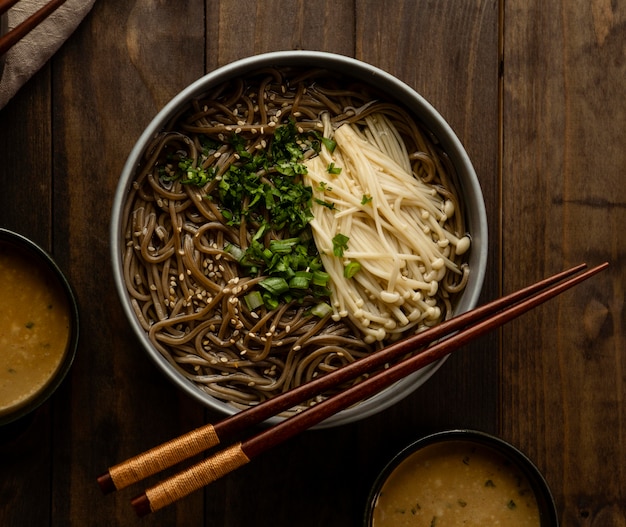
[
  {"xmin": 327, "ymin": 162, "xmax": 342, "ymax": 175},
  {"xmin": 259, "ymin": 277, "xmax": 290, "ymax": 295},
  {"xmin": 361, "ymin": 194, "xmax": 373, "ymax": 205},
  {"xmin": 289, "ymin": 271, "xmax": 313, "ymax": 290},
  {"xmin": 344, "ymin": 261, "xmax": 361, "ymax": 278},
  {"xmin": 243, "ymin": 291, "xmax": 264, "ymax": 311},
  {"xmin": 224, "ymin": 243, "xmax": 245, "ymax": 262},
  {"xmin": 262, "ymin": 294, "xmax": 279, "ymax": 310},
  {"xmin": 312, "ymin": 270, "xmax": 330, "ymax": 287},
  {"xmin": 269, "ymin": 238, "xmax": 299, "ymax": 254},
  {"xmin": 310, "ymin": 302, "xmax": 333, "ymax": 318}
]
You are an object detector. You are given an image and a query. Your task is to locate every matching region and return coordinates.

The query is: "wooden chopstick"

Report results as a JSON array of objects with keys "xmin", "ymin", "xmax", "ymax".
[
  {"xmin": 97, "ymin": 262, "xmax": 589, "ymax": 495},
  {"xmin": 121, "ymin": 262, "xmax": 608, "ymax": 516},
  {"xmin": 0, "ymin": 0, "xmax": 68, "ymax": 57},
  {"xmin": 0, "ymin": 0, "xmax": 21, "ymax": 16}
]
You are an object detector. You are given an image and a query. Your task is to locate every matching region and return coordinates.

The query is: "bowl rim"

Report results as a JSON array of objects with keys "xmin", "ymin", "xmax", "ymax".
[
  {"xmin": 110, "ymin": 50, "xmax": 488, "ymax": 428},
  {"xmin": 364, "ymin": 429, "xmax": 559, "ymax": 526},
  {"xmin": 0, "ymin": 228, "xmax": 80, "ymax": 426}
]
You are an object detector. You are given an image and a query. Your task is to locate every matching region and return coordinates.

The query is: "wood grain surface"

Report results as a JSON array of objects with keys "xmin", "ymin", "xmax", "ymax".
[{"xmin": 0, "ymin": 1, "xmax": 622, "ymax": 525}]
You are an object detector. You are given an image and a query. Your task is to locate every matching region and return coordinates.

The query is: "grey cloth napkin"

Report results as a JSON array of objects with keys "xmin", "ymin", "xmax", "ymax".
[{"xmin": 0, "ymin": 0, "xmax": 95, "ymax": 109}]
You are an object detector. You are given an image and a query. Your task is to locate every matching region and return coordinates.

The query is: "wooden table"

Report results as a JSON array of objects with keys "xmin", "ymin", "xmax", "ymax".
[{"xmin": 1, "ymin": 1, "xmax": 623, "ymax": 525}]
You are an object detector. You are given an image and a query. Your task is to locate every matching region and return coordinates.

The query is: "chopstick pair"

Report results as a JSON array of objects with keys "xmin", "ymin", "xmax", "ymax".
[
  {"xmin": 97, "ymin": 261, "xmax": 608, "ymax": 516},
  {"xmin": 0, "ymin": 0, "xmax": 68, "ymax": 57}
]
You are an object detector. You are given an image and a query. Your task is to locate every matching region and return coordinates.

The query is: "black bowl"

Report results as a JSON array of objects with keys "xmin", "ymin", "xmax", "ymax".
[
  {"xmin": 0, "ymin": 229, "xmax": 79, "ymax": 426},
  {"xmin": 365, "ymin": 429, "xmax": 558, "ymax": 526}
]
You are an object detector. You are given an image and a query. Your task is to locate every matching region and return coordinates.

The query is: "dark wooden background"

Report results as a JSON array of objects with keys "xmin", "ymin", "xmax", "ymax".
[{"xmin": 1, "ymin": 1, "xmax": 623, "ymax": 525}]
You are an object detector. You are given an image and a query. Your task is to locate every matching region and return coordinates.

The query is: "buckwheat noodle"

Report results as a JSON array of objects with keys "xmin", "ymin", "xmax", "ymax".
[{"xmin": 121, "ymin": 68, "xmax": 470, "ymax": 413}]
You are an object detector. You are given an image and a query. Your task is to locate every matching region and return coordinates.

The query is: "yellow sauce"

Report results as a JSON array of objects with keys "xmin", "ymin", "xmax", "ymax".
[
  {"xmin": 372, "ymin": 440, "xmax": 541, "ymax": 527},
  {"xmin": 0, "ymin": 242, "xmax": 71, "ymax": 417}
]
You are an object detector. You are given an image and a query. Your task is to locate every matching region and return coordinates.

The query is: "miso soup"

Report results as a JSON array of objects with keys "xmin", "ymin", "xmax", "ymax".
[
  {"xmin": 0, "ymin": 242, "xmax": 71, "ymax": 417},
  {"xmin": 372, "ymin": 440, "xmax": 541, "ymax": 527}
]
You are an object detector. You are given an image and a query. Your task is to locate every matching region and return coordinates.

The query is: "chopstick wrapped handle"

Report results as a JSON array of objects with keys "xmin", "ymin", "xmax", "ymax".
[
  {"xmin": 97, "ymin": 423, "xmax": 221, "ymax": 493},
  {"xmin": 131, "ymin": 442, "xmax": 250, "ymax": 516}
]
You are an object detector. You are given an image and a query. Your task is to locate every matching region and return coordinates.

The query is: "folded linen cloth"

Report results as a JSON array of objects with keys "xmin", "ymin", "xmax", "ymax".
[{"xmin": 0, "ymin": 0, "xmax": 95, "ymax": 109}]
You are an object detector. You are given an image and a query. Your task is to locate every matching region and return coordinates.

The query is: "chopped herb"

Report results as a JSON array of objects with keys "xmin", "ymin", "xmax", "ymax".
[
  {"xmin": 178, "ymin": 158, "xmax": 214, "ymax": 186},
  {"xmin": 327, "ymin": 162, "xmax": 342, "ymax": 175},
  {"xmin": 361, "ymin": 194, "xmax": 373, "ymax": 205},
  {"xmin": 317, "ymin": 181, "xmax": 332, "ymax": 192},
  {"xmin": 321, "ymin": 136, "xmax": 337, "ymax": 153},
  {"xmin": 155, "ymin": 119, "xmax": 337, "ymax": 308},
  {"xmin": 314, "ymin": 197, "xmax": 335, "ymax": 210},
  {"xmin": 332, "ymin": 233, "xmax": 350, "ymax": 257}
]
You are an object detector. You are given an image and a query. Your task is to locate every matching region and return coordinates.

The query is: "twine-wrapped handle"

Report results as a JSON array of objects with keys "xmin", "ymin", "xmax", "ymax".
[
  {"xmin": 131, "ymin": 442, "xmax": 251, "ymax": 516},
  {"xmin": 97, "ymin": 423, "xmax": 220, "ymax": 493}
]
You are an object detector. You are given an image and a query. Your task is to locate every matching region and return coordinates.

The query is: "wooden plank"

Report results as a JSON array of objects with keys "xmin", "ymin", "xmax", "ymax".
[
  {"xmin": 357, "ymin": 0, "xmax": 501, "ymax": 432},
  {"xmin": 202, "ymin": 2, "xmax": 363, "ymax": 525},
  {"xmin": 46, "ymin": 1, "xmax": 208, "ymax": 525},
  {"xmin": 206, "ymin": 0, "xmax": 356, "ymax": 68},
  {"xmin": 501, "ymin": 1, "xmax": 626, "ymax": 523},
  {"xmin": 0, "ymin": 67, "xmax": 53, "ymax": 527},
  {"xmin": 0, "ymin": 67, "xmax": 52, "ymax": 247}
]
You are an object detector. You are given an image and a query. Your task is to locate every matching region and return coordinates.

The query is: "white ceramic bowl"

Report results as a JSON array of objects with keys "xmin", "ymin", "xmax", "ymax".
[{"xmin": 110, "ymin": 51, "xmax": 488, "ymax": 428}]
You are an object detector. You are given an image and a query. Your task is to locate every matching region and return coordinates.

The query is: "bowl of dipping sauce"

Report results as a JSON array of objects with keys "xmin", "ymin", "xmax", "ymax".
[
  {"xmin": 365, "ymin": 430, "xmax": 558, "ymax": 526},
  {"xmin": 0, "ymin": 229, "xmax": 79, "ymax": 426}
]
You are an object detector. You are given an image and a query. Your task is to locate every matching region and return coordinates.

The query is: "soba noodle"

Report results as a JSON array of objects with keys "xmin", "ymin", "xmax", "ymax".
[{"xmin": 121, "ymin": 68, "xmax": 470, "ymax": 412}]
